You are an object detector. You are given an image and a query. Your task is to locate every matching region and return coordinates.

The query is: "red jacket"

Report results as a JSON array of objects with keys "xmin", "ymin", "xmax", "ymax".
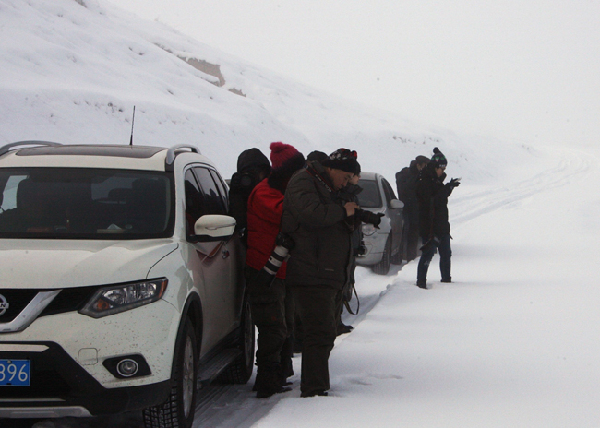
[{"xmin": 246, "ymin": 178, "xmax": 287, "ymax": 278}]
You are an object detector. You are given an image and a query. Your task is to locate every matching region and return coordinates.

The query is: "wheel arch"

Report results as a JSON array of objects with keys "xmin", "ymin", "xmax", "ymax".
[{"xmin": 170, "ymin": 292, "xmax": 203, "ymax": 380}]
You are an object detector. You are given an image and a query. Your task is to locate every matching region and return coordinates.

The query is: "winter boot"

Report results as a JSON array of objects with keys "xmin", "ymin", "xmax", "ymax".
[
  {"xmin": 252, "ymin": 364, "xmax": 265, "ymax": 392},
  {"xmin": 280, "ymin": 337, "xmax": 294, "ymax": 386},
  {"xmin": 416, "ymin": 280, "xmax": 427, "ymax": 289},
  {"xmin": 256, "ymin": 363, "xmax": 292, "ymax": 398}
]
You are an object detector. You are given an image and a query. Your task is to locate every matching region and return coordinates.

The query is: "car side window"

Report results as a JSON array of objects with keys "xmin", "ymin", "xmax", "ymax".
[
  {"xmin": 209, "ymin": 169, "xmax": 229, "ymax": 212},
  {"xmin": 381, "ymin": 178, "xmax": 394, "ymax": 205},
  {"xmin": 193, "ymin": 167, "xmax": 227, "ymax": 215},
  {"xmin": 184, "ymin": 169, "xmax": 204, "ymax": 235}
]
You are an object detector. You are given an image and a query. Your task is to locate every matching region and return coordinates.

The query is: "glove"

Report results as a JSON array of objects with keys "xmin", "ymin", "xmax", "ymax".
[
  {"xmin": 449, "ymin": 178, "xmax": 461, "ymax": 188},
  {"xmin": 374, "ymin": 212, "xmax": 385, "ymax": 229},
  {"xmin": 355, "ymin": 241, "xmax": 367, "ymax": 256},
  {"xmin": 249, "ymin": 268, "xmax": 276, "ymax": 289}
]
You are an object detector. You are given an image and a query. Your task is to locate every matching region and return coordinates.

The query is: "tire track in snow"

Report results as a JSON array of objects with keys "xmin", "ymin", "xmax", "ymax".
[{"xmin": 451, "ymin": 147, "xmax": 594, "ymax": 225}]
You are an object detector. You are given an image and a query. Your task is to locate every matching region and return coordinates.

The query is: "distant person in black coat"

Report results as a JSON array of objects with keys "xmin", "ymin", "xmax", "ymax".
[
  {"xmin": 396, "ymin": 155, "xmax": 429, "ymax": 261},
  {"xmin": 415, "ymin": 148, "xmax": 460, "ymax": 288}
]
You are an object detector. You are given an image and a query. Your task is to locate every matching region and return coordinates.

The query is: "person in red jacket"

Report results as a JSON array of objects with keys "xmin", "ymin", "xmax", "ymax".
[{"xmin": 246, "ymin": 142, "xmax": 305, "ymax": 398}]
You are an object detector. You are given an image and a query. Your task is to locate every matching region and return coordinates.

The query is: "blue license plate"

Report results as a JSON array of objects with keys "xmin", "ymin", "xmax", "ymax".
[{"xmin": 0, "ymin": 359, "xmax": 30, "ymax": 386}]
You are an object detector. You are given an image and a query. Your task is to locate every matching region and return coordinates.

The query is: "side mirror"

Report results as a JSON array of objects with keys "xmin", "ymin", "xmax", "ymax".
[
  {"xmin": 194, "ymin": 215, "xmax": 236, "ymax": 242},
  {"xmin": 390, "ymin": 199, "xmax": 404, "ymax": 209}
]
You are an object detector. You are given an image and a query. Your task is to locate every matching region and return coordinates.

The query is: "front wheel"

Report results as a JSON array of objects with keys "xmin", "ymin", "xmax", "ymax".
[
  {"xmin": 372, "ymin": 237, "xmax": 391, "ymax": 275},
  {"xmin": 143, "ymin": 318, "xmax": 198, "ymax": 428}
]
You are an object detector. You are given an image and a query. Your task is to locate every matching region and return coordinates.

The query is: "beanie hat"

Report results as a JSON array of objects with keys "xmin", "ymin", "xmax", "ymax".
[
  {"xmin": 430, "ymin": 147, "xmax": 447, "ymax": 168},
  {"xmin": 354, "ymin": 161, "xmax": 361, "ymax": 176},
  {"xmin": 269, "ymin": 142, "xmax": 305, "ymax": 173},
  {"xmin": 306, "ymin": 150, "xmax": 328, "ymax": 163},
  {"xmin": 321, "ymin": 148, "xmax": 359, "ymax": 173}
]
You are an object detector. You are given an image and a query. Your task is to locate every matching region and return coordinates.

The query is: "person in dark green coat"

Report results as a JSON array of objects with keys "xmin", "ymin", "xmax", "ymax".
[{"xmin": 282, "ymin": 148, "xmax": 359, "ymax": 397}]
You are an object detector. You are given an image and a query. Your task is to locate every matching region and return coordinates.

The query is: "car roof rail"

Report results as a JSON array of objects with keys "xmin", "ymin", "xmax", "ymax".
[
  {"xmin": 165, "ymin": 145, "xmax": 201, "ymax": 171},
  {"xmin": 0, "ymin": 140, "xmax": 62, "ymax": 157}
]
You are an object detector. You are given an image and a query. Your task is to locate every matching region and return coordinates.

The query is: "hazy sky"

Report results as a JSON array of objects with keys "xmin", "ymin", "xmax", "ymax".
[{"xmin": 115, "ymin": 0, "xmax": 599, "ymax": 148}]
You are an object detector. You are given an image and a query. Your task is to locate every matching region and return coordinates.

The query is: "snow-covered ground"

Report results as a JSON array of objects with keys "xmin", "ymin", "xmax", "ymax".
[{"xmin": 1, "ymin": 1, "xmax": 598, "ymax": 427}]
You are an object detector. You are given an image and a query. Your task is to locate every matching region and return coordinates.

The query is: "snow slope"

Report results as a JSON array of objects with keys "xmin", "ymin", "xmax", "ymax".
[{"xmin": 1, "ymin": 1, "xmax": 597, "ymax": 427}]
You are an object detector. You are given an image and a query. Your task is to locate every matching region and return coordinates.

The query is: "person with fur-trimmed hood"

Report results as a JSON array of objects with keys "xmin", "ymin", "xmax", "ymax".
[
  {"xmin": 282, "ymin": 148, "xmax": 359, "ymax": 398},
  {"xmin": 246, "ymin": 142, "xmax": 305, "ymax": 398},
  {"xmin": 415, "ymin": 147, "xmax": 460, "ymax": 289}
]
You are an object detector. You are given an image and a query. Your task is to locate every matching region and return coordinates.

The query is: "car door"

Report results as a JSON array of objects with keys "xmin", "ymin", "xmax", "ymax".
[
  {"xmin": 184, "ymin": 166, "xmax": 236, "ymax": 352},
  {"xmin": 193, "ymin": 167, "xmax": 238, "ymax": 336}
]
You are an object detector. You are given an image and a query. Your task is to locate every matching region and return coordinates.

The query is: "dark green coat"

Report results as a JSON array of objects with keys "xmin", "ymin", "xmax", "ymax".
[{"xmin": 282, "ymin": 161, "xmax": 352, "ymax": 290}]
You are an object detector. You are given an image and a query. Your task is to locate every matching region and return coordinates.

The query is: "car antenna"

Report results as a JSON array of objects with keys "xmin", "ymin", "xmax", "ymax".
[{"xmin": 129, "ymin": 105, "xmax": 136, "ymax": 146}]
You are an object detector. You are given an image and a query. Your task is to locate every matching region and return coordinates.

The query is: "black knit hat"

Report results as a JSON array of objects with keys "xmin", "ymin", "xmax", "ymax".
[
  {"xmin": 430, "ymin": 147, "xmax": 447, "ymax": 168},
  {"xmin": 321, "ymin": 148, "xmax": 359, "ymax": 173}
]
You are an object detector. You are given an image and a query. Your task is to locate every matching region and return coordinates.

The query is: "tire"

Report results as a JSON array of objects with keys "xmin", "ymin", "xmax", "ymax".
[
  {"xmin": 143, "ymin": 318, "xmax": 198, "ymax": 428},
  {"xmin": 390, "ymin": 236, "xmax": 403, "ymax": 265},
  {"xmin": 372, "ymin": 237, "xmax": 391, "ymax": 275},
  {"xmin": 215, "ymin": 294, "xmax": 255, "ymax": 384}
]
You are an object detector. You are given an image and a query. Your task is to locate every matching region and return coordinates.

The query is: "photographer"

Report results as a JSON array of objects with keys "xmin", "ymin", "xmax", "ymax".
[
  {"xmin": 415, "ymin": 147, "xmax": 460, "ymax": 289},
  {"xmin": 246, "ymin": 142, "xmax": 305, "ymax": 398},
  {"xmin": 336, "ymin": 164, "xmax": 383, "ymax": 335},
  {"xmin": 282, "ymin": 148, "xmax": 359, "ymax": 398}
]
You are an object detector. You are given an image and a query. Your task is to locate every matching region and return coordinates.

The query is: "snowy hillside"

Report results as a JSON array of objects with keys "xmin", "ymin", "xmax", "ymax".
[{"xmin": 1, "ymin": 0, "xmax": 535, "ymax": 184}]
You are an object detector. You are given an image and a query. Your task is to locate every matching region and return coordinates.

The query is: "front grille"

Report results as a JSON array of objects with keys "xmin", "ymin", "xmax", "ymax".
[
  {"xmin": 0, "ymin": 290, "xmax": 38, "ymax": 323},
  {"xmin": 39, "ymin": 286, "xmax": 100, "ymax": 317}
]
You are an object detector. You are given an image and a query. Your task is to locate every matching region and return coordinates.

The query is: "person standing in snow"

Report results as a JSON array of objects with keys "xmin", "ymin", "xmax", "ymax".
[
  {"xmin": 282, "ymin": 148, "xmax": 359, "ymax": 397},
  {"xmin": 229, "ymin": 148, "xmax": 271, "ymax": 245},
  {"xmin": 396, "ymin": 155, "xmax": 430, "ymax": 262},
  {"xmin": 415, "ymin": 148, "xmax": 460, "ymax": 289},
  {"xmin": 246, "ymin": 142, "xmax": 306, "ymax": 398},
  {"xmin": 334, "ymin": 161, "xmax": 364, "ymax": 335}
]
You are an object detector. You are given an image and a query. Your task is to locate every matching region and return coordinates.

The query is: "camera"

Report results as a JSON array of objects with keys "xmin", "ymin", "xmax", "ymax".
[
  {"xmin": 355, "ymin": 208, "xmax": 384, "ymax": 228},
  {"xmin": 252, "ymin": 232, "xmax": 295, "ymax": 287}
]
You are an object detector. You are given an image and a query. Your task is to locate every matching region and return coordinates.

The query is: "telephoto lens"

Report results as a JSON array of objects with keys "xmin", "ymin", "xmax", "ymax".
[{"xmin": 253, "ymin": 233, "xmax": 295, "ymax": 287}]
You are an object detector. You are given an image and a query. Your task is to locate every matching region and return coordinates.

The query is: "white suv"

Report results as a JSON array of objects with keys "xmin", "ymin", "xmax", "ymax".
[{"xmin": 0, "ymin": 141, "xmax": 254, "ymax": 427}]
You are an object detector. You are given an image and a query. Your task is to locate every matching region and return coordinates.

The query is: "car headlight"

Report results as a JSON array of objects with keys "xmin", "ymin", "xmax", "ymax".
[
  {"xmin": 362, "ymin": 223, "xmax": 377, "ymax": 236},
  {"xmin": 79, "ymin": 278, "xmax": 168, "ymax": 318}
]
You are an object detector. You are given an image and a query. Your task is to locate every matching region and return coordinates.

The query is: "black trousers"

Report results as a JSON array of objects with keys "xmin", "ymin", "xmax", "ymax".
[
  {"xmin": 294, "ymin": 286, "xmax": 339, "ymax": 395},
  {"xmin": 246, "ymin": 268, "xmax": 287, "ymax": 366},
  {"xmin": 417, "ymin": 233, "xmax": 451, "ymax": 283}
]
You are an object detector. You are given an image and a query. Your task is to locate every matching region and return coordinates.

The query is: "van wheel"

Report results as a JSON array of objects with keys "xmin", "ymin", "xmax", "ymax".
[
  {"xmin": 143, "ymin": 318, "xmax": 198, "ymax": 428},
  {"xmin": 216, "ymin": 294, "xmax": 255, "ymax": 384},
  {"xmin": 390, "ymin": 237, "xmax": 403, "ymax": 265},
  {"xmin": 372, "ymin": 237, "xmax": 391, "ymax": 275}
]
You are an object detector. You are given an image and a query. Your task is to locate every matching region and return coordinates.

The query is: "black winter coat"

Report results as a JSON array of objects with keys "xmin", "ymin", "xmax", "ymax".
[
  {"xmin": 281, "ymin": 161, "xmax": 352, "ymax": 290},
  {"xmin": 416, "ymin": 163, "xmax": 453, "ymax": 239},
  {"xmin": 395, "ymin": 160, "xmax": 420, "ymax": 223}
]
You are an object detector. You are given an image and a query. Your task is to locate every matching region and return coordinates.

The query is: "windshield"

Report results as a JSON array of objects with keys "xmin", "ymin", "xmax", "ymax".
[
  {"xmin": 0, "ymin": 168, "xmax": 174, "ymax": 239},
  {"xmin": 357, "ymin": 179, "xmax": 382, "ymax": 208}
]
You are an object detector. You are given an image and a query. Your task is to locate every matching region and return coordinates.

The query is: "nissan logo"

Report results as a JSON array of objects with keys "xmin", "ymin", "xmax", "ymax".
[{"xmin": 0, "ymin": 294, "xmax": 8, "ymax": 316}]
